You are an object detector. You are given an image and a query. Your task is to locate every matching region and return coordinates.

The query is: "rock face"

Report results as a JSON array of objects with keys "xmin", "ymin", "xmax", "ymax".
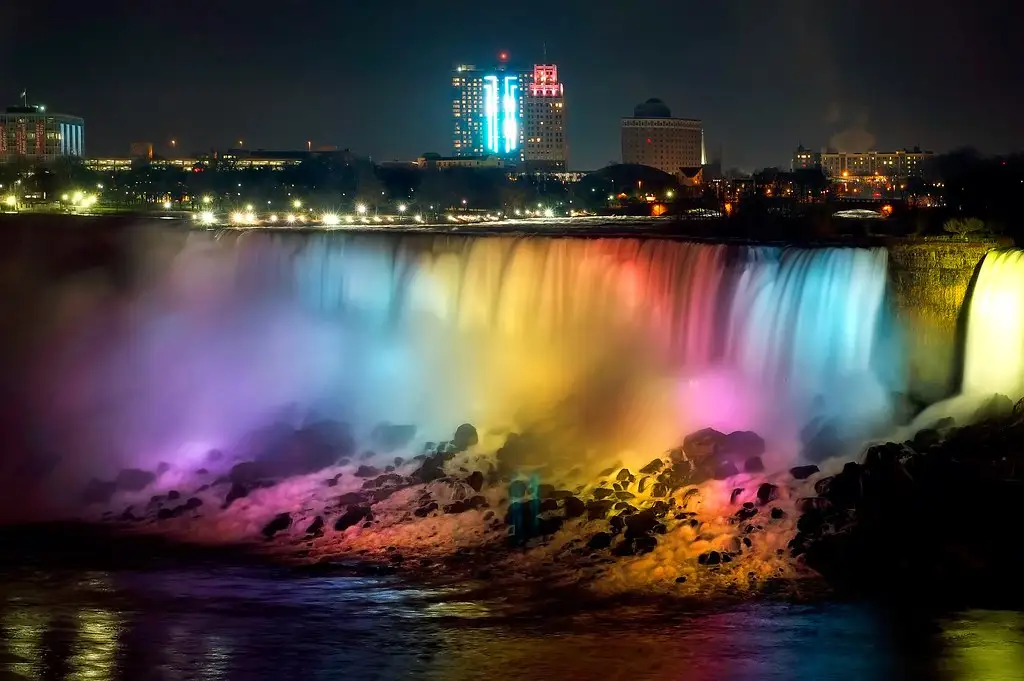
[
  {"xmin": 452, "ymin": 424, "xmax": 479, "ymax": 452},
  {"xmin": 261, "ymin": 512, "xmax": 292, "ymax": 539},
  {"xmin": 792, "ymin": 405, "xmax": 1024, "ymax": 601}
]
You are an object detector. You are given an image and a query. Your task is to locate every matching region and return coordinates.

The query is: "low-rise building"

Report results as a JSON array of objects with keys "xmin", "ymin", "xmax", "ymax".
[{"xmin": 0, "ymin": 101, "xmax": 84, "ymax": 163}]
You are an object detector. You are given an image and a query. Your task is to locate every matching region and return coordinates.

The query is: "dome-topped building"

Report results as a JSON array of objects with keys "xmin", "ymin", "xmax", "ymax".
[
  {"xmin": 621, "ymin": 98, "xmax": 704, "ymax": 176},
  {"xmin": 633, "ymin": 98, "xmax": 672, "ymax": 119}
]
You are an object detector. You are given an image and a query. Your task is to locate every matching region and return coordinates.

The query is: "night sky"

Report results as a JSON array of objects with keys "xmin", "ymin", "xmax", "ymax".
[{"xmin": 1, "ymin": 0, "xmax": 1020, "ymax": 170}]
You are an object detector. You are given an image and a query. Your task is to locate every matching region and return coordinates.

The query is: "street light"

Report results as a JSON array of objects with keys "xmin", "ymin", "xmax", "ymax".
[
  {"xmin": 202, "ymin": 196, "xmax": 212, "ymax": 205},
  {"xmin": 163, "ymin": 200, "xmax": 172, "ymax": 209},
  {"xmin": 398, "ymin": 203, "xmax": 407, "ymax": 213},
  {"xmin": 293, "ymin": 199, "xmax": 302, "ymax": 209},
  {"xmin": 356, "ymin": 203, "xmax": 367, "ymax": 215}
]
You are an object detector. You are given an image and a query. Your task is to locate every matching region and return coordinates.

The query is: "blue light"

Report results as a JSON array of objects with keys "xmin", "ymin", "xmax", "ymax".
[
  {"xmin": 482, "ymin": 72, "xmax": 519, "ymax": 155},
  {"xmin": 503, "ymin": 76, "xmax": 519, "ymax": 153},
  {"xmin": 484, "ymin": 76, "xmax": 499, "ymax": 153}
]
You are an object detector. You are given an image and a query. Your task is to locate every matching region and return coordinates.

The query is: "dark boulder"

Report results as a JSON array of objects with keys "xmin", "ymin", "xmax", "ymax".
[
  {"xmin": 370, "ymin": 423, "xmax": 417, "ymax": 453},
  {"xmin": 156, "ymin": 508, "xmax": 175, "ymax": 520},
  {"xmin": 452, "ymin": 424, "xmax": 479, "ymax": 452},
  {"xmin": 508, "ymin": 480, "xmax": 528, "ymax": 498},
  {"xmin": 361, "ymin": 473, "xmax": 404, "ymax": 489},
  {"xmin": 651, "ymin": 482, "xmax": 668, "ymax": 498},
  {"xmin": 443, "ymin": 500, "xmax": 469, "ymax": 514},
  {"xmin": 721, "ymin": 431, "xmax": 766, "ymax": 461},
  {"xmin": 712, "ymin": 461, "xmax": 740, "ymax": 480},
  {"xmin": 414, "ymin": 502, "xmax": 439, "ymax": 518},
  {"xmin": 615, "ymin": 490, "xmax": 636, "ymax": 500},
  {"xmin": 261, "ymin": 512, "xmax": 292, "ymax": 539},
  {"xmin": 744, "ymin": 457, "xmax": 765, "ymax": 473},
  {"xmin": 592, "ymin": 487, "xmax": 613, "ymax": 500},
  {"xmin": 682, "ymin": 428, "xmax": 726, "ymax": 461},
  {"xmin": 306, "ymin": 516, "xmax": 325, "ymax": 535},
  {"xmin": 115, "ymin": 469, "xmax": 156, "ymax": 492},
  {"xmin": 336, "ymin": 492, "xmax": 368, "ymax": 505},
  {"xmin": 81, "ymin": 479, "xmax": 117, "ymax": 505},
  {"xmin": 587, "ymin": 532, "xmax": 613, "ymax": 550},
  {"xmin": 974, "ymin": 394, "xmax": 1013, "ymax": 423},
  {"xmin": 730, "ymin": 488, "xmax": 745, "ymax": 504},
  {"xmin": 756, "ymin": 483, "xmax": 779, "ymax": 505},
  {"xmin": 639, "ymin": 458, "xmax": 664, "ymax": 475},
  {"xmin": 354, "ymin": 465, "xmax": 381, "ymax": 478},
  {"xmin": 539, "ymin": 498, "xmax": 559, "ymax": 513},
  {"xmin": 184, "ymin": 497, "xmax": 203, "ymax": 510},
  {"xmin": 563, "ymin": 496, "xmax": 586, "ymax": 519},
  {"xmin": 770, "ymin": 507, "xmax": 786, "ymax": 520},
  {"xmin": 697, "ymin": 550, "xmax": 721, "ymax": 566},
  {"xmin": 466, "ymin": 471, "xmax": 485, "ymax": 493},
  {"xmin": 616, "ymin": 468, "xmax": 633, "ymax": 482},
  {"xmin": 334, "ymin": 506, "xmax": 372, "ymax": 531},
  {"xmin": 790, "ymin": 464, "xmax": 820, "ymax": 480},
  {"xmin": 537, "ymin": 483, "xmax": 555, "ymax": 499},
  {"xmin": 638, "ymin": 477, "xmax": 650, "ymax": 494},
  {"xmin": 167, "ymin": 490, "xmax": 181, "ymax": 501},
  {"xmin": 546, "ymin": 489, "xmax": 575, "ymax": 500},
  {"xmin": 467, "ymin": 495, "xmax": 488, "ymax": 510},
  {"xmin": 224, "ymin": 483, "xmax": 249, "ymax": 507},
  {"xmin": 624, "ymin": 510, "xmax": 659, "ymax": 537},
  {"xmin": 587, "ymin": 499, "xmax": 615, "ymax": 520}
]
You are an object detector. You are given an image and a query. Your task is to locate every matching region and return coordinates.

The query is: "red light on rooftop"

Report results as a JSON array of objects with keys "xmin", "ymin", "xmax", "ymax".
[{"xmin": 498, "ymin": 51, "xmax": 509, "ymax": 62}]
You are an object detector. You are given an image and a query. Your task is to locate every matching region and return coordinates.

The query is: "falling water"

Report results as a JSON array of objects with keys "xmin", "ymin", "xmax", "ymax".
[
  {"xmin": 963, "ymin": 249, "xmax": 1024, "ymax": 399},
  {"xmin": 21, "ymin": 230, "xmax": 903, "ymax": 494}
]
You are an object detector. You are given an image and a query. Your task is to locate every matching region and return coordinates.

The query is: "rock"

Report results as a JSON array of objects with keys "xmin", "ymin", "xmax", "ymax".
[
  {"xmin": 639, "ymin": 458, "xmax": 665, "ymax": 475},
  {"xmin": 651, "ymin": 483, "xmax": 668, "ymax": 498},
  {"xmin": 184, "ymin": 497, "xmax": 203, "ymax": 510},
  {"xmin": 361, "ymin": 473, "xmax": 404, "ymax": 489},
  {"xmin": 797, "ymin": 497, "xmax": 831, "ymax": 512},
  {"xmin": 261, "ymin": 512, "xmax": 292, "ymax": 539},
  {"xmin": 593, "ymin": 487, "xmax": 613, "ymax": 500},
  {"xmin": 624, "ymin": 510, "xmax": 659, "ymax": 536},
  {"xmin": 813, "ymin": 476, "xmax": 834, "ymax": 496},
  {"xmin": 730, "ymin": 488, "xmax": 745, "ymax": 504},
  {"xmin": 675, "ymin": 576, "xmax": 688, "ymax": 584},
  {"xmin": 744, "ymin": 457, "xmax": 765, "ymax": 473},
  {"xmin": 224, "ymin": 483, "xmax": 249, "ymax": 507},
  {"xmin": 682, "ymin": 428, "xmax": 726, "ymax": 461},
  {"xmin": 196, "ymin": 484, "xmax": 210, "ymax": 493},
  {"xmin": 115, "ymin": 468, "xmax": 156, "ymax": 492},
  {"xmin": 370, "ymin": 423, "xmax": 417, "ymax": 453},
  {"xmin": 587, "ymin": 499, "xmax": 615, "ymax": 520},
  {"xmin": 537, "ymin": 483, "xmax": 555, "ymax": 499},
  {"xmin": 721, "ymin": 431, "xmax": 766, "ymax": 461},
  {"xmin": 156, "ymin": 508, "xmax": 174, "ymax": 520},
  {"xmin": 613, "ymin": 483, "xmax": 622, "ymax": 491},
  {"xmin": 546, "ymin": 489, "xmax": 575, "ymax": 500},
  {"xmin": 414, "ymin": 502, "xmax": 439, "ymax": 518},
  {"xmin": 912, "ymin": 428, "xmax": 942, "ymax": 450},
  {"xmin": 334, "ymin": 506, "xmax": 372, "ymax": 531},
  {"xmin": 81, "ymin": 479, "xmax": 117, "ymax": 505},
  {"xmin": 508, "ymin": 480, "xmax": 528, "ymax": 498},
  {"xmin": 713, "ymin": 461, "xmax": 740, "ymax": 480},
  {"xmin": 325, "ymin": 478, "xmax": 339, "ymax": 487},
  {"xmin": 443, "ymin": 500, "xmax": 469, "ymax": 514},
  {"xmin": 149, "ymin": 494, "xmax": 165, "ymax": 505},
  {"xmin": 384, "ymin": 465, "xmax": 395, "ymax": 473},
  {"xmin": 336, "ymin": 492, "xmax": 368, "ymax": 505},
  {"xmin": 167, "ymin": 490, "xmax": 181, "ymax": 501},
  {"xmin": 974, "ymin": 394, "xmax": 1013, "ymax": 422},
  {"xmin": 638, "ymin": 477, "xmax": 650, "ymax": 494},
  {"xmin": 355, "ymin": 465, "xmax": 381, "ymax": 478},
  {"xmin": 790, "ymin": 465, "xmax": 820, "ymax": 480},
  {"xmin": 770, "ymin": 507, "xmax": 786, "ymax": 520},
  {"xmin": 466, "ymin": 471, "xmax": 485, "ymax": 493},
  {"xmin": 616, "ymin": 468, "xmax": 633, "ymax": 482},
  {"xmin": 229, "ymin": 461, "xmax": 263, "ymax": 485},
  {"xmin": 563, "ymin": 496, "xmax": 586, "ymax": 519},
  {"xmin": 587, "ymin": 532, "xmax": 613, "ymax": 550},
  {"xmin": 756, "ymin": 483, "xmax": 779, "ymax": 505},
  {"xmin": 614, "ymin": 490, "xmax": 636, "ymax": 500},
  {"xmin": 735, "ymin": 506, "xmax": 758, "ymax": 521},
  {"xmin": 467, "ymin": 495, "xmax": 488, "ymax": 510},
  {"xmin": 539, "ymin": 498, "xmax": 559, "ymax": 512},
  {"xmin": 697, "ymin": 550, "xmax": 721, "ymax": 566},
  {"xmin": 452, "ymin": 423, "xmax": 479, "ymax": 452}
]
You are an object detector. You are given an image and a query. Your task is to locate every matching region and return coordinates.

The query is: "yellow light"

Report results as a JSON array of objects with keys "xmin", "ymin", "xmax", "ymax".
[
  {"xmin": 4, "ymin": 196, "xmax": 16, "ymax": 207},
  {"xmin": 345, "ymin": 215, "xmax": 354, "ymax": 223},
  {"xmin": 414, "ymin": 214, "xmax": 423, "ymax": 222},
  {"xmin": 245, "ymin": 204, "xmax": 253, "ymax": 211},
  {"xmin": 202, "ymin": 196, "xmax": 212, "ymax": 204},
  {"xmin": 286, "ymin": 214, "xmax": 296, "ymax": 223},
  {"xmin": 666, "ymin": 190, "xmax": 675, "ymax": 199},
  {"xmin": 61, "ymin": 193, "xmax": 69, "ymax": 201},
  {"xmin": 200, "ymin": 211, "xmax": 215, "ymax": 225},
  {"xmin": 292, "ymin": 199, "xmax": 302, "ymax": 209},
  {"xmin": 163, "ymin": 201, "xmax": 172, "ymax": 209},
  {"xmin": 72, "ymin": 191, "xmax": 84, "ymax": 203},
  {"xmin": 322, "ymin": 213, "xmax": 340, "ymax": 225},
  {"xmin": 356, "ymin": 204, "xmax": 367, "ymax": 215},
  {"xmin": 230, "ymin": 212, "xmax": 244, "ymax": 224},
  {"xmin": 398, "ymin": 203, "xmax": 407, "ymax": 213},
  {"xmin": 269, "ymin": 214, "xmax": 278, "ymax": 222}
]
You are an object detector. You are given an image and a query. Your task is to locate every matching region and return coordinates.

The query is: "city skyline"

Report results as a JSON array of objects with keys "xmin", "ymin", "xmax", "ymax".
[{"xmin": 0, "ymin": 0, "xmax": 1020, "ymax": 170}]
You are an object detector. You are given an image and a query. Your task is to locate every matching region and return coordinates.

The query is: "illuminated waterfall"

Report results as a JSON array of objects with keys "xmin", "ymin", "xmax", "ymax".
[
  {"xmin": 963, "ymin": 249, "xmax": 1024, "ymax": 398},
  {"xmin": 36, "ymin": 231, "xmax": 902, "ymax": 474}
]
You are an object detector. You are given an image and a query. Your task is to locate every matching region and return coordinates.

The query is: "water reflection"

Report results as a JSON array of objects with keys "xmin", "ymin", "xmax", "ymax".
[{"xmin": 1, "ymin": 567, "xmax": 1022, "ymax": 680}]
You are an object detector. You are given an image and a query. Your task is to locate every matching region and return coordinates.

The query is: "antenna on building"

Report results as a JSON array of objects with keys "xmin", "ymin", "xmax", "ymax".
[
  {"xmin": 543, "ymin": 42, "xmax": 548, "ymax": 63},
  {"xmin": 20, "ymin": 89, "xmax": 27, "ymax": 107}
]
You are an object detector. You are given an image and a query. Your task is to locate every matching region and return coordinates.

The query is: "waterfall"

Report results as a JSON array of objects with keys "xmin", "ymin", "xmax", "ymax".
[
  {"xmin": 32, "ymin": 230, "xmax": 902, "ymax": 475},
  {"xmin": 963, "ymin": 249, "xmax": 1024, "ymax": 399}
]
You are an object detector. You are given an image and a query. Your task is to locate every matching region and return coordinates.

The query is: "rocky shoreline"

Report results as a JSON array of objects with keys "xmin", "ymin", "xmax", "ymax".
[{"xmin": 76, "ymin": 395, "xmax": 1024, "ymax": 601}]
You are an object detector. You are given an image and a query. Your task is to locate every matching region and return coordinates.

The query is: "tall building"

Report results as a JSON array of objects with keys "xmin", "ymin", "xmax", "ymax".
[
  {"xmin": 621, "ymin": 99, "xmax": 704, "ymax": 175},
  {"xmin": 451, "ymin": 54, "xmax": 529, "ymax": 161},
  {"xmin": 523, "ymin": 64, "xmax": 567, "ymax": 172},
  {"xmin": 0, "ymin": 100, "xmax": 84, "ymax": 163},
  {"xmin": 792, "ymin": 144, "xmax": 818, "ymax": 170}
]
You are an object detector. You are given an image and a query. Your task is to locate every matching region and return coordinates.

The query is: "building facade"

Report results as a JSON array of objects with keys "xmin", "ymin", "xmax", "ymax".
[
  {"xmin": 0, "ymin": 104, "xmax": 84, "ymax": 163},
  {"xmin": 800, "ymin": 147, "xmax": 933, "ymax": 178},
  {"xmin": 451, "ymin": 56, "xmax": 530, "ymax": 160},
  {"xmin": 415, "ymin": 154, "xmax": 506, "ymax": 170},
  {"xmin": 621, "ymin": 99, "xmax": 704, "ymax": 175},
  {"xmin": 523, "ymin": 64, "xmax": 567, "ymax": 173}
]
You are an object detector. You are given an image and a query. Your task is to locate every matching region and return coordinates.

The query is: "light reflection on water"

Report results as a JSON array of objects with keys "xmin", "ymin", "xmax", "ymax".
[{"xmin": 0, "ymin": 566, "xmax": 1022, "ymax": 681}]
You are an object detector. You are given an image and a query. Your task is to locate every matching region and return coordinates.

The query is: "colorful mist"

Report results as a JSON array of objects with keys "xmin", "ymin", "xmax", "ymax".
[{"xmin": 21, "ymin": 231, "xmax": 906, "ymax": 490}]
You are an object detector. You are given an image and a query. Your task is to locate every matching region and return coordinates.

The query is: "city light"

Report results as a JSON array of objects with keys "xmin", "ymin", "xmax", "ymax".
[
  {"xmin": 286, "ymin": 214, "xmax": 297, "ymax": 224},
  {"xmin": 231, "ymin": 212, "xmax": 245, "ymax": 224},
  {"xmin": 72, "ymin": 191, "xmax": 84, "ymax": 203},
  {"xmin": 200, "ymin": 211, "xmax": 216, "ymax": 225},
  {"xmin": 202, "ymin": 196, "xmax": 212, "ymax": 205},
  {"xmin": 293, "ymin": 199, "xmax": 302, "ymax": 209},
  {"xmin": 666, "ymin": 190, "xmax": 675, "ymax": 199},
  {"xmin": 345, "ymin": 215, "xmax": 355, "ymax": 223},
  {"xmin": 269, "ymin": 214, "xmax": 278, "ymax": 222},
  {"xmin": 163, "ymin": 201, "xmax": 172, "ymax": 209},
  {"xmin": 322, "ymin": 213, "xmax": 340, "ymax": 225},
  {"xmin": 398, "ymin": 204, "xmax": 407, "ymax": 213},
  {"xmin": 543, "ymin": 208, "xmax": 555, "ymax": 218},
  {"xmin": 61, "ymin": 193, "xmax": 69, "ymax": 201},
  {"xmin": 414, "ymin": 214, "xmax": 423, "ymax": 222},
  {"xmin": 245, "ymin": 204, "xmax": 253, "ymax": 211},
  {"xmin": 4, "ymin": 196, "xmax": 16, "ymax": 207},
  {"xmin": 356, "ymin": 204, "xmax": 367, "ymax": 215}
]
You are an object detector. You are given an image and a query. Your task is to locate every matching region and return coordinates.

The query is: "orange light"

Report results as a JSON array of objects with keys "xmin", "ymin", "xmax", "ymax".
[
  {"xmin": 881, "ymin": 204, "xmax": 894, "ymax": 217},
  {"xmin": 651, "ymin": 203, "xmax": 668, "ymax": 217},
  {"xmin": 724, "ymin": 202, "xmax": 734, "ymax": 215}
]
